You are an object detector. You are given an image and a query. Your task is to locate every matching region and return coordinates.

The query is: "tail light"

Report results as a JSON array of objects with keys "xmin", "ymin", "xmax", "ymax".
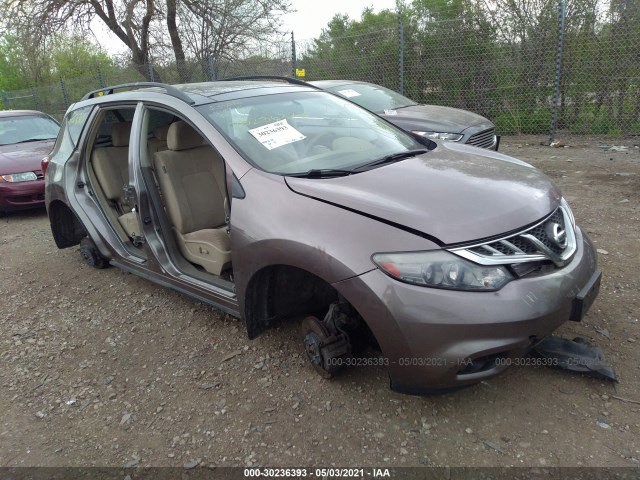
[{"xmin": 41, "ymin": 156, "xmax": 51, "ymax": 176}]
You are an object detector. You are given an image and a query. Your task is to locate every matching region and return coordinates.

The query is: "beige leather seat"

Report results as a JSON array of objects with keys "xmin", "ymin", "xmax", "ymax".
[
  {"xmin": 153, "ymin": 121, "xmax": 231, "ymax": 275},
  {"xmin": 92, "ymin": 122, "xmax": 132, "ymax": 211},
  {"xmin": 91, "ymin": 122, "xmax": 142, "ymax": 239},
  {"xmin": 148, "ymin": 125, "xmax": 170, "ymax": 158}
]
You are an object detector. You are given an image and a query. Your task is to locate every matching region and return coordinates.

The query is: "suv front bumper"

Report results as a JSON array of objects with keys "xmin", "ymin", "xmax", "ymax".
[{"xmin": 334, "ymin": 227, "xmax": 599, "ymax": 394}]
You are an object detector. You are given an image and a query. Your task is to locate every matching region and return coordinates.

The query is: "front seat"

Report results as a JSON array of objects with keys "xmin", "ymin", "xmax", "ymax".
[{"xmin": 153, "ymin": 121, "xmax": 231, "ymax": 276}]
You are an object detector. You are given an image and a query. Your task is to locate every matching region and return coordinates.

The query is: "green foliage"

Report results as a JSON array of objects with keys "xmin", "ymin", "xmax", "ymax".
[
  {"xmin": 2, "ymin": 0, "xmax": 639, "ymax": 137},
  {"xmin": 0, "ymin": 32, "xmax": 114, "ymax": 88},
  {"xmin": 299, "ymin": 9, "xmax": 401, "ymax": 89},
  {"xmin": 50, "ymin": 36, "xmax": 115, "ymax": 82},
  {"xmin": 494, "ymin": 110, "xmax": 552, "ymax": 135},
  {"xmin": 0, "ymin": 34, "xmax": 30, "ymax": 92}
]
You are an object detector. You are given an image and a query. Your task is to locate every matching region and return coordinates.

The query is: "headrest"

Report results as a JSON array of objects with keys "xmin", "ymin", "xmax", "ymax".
[
  {"xmin": 111, "ymin": 122, "xmax": 132, "ymax": 147},
  {"xmin": 167, "ymin": 121, "xmax": 203, "ymax": 151},
  {"xmin": 154, "ymin": 125, "xmax": 170, "ymax": 141}
]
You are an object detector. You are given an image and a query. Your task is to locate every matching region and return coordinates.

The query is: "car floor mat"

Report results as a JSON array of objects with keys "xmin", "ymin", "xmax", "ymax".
[{"xmin": 532, "ymin": 336, "xmax": 618, "ymax": 382}]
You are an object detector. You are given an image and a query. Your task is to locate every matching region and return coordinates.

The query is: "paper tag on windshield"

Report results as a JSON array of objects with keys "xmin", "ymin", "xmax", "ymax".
[
  {"xmin": 384, "ymin": 109, "xmax": 398, "ymax": 115},
  {"xmin": 337, "ymin": 89, "xmax": 361, "ymax": 98},
  {"xmin": 248, "ymin": 119, "xmax": 306, "ymax": 151}
]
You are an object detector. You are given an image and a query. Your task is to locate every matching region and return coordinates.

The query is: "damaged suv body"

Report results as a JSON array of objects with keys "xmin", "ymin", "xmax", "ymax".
[{"xmin": 44, "ymin": 80, "xmax": 601, "ymax": 394}]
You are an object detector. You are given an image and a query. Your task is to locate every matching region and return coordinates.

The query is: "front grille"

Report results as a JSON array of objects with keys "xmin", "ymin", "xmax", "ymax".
[
  {"xmin": 526, "ymin": 209, "xmax": 565, "ymax": 255},
  {"xmin": 450, "ymin": 202, "xmax": 577, "ymax": 268},
  {"xmin": 470, "ymin": 209, "xmax": 566, "ymax": 257},
  {"xmin": 466, "ymin": 128, "xmax": 496, "ymax": 149}
]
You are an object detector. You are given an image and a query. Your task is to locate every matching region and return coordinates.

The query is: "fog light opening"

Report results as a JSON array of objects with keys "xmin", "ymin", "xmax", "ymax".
[{"xmin": 458, "ymin": 352, "xmax": 507, "ymax": 375}]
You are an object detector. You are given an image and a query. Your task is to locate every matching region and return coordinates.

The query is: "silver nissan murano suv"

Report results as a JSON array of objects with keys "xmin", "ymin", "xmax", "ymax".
[{"xmin": 43, "ymin": 80, "xmax": 601, "ymax": 394}]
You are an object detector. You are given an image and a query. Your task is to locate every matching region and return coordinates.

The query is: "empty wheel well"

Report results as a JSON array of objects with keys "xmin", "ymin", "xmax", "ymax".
[
  {"xmin": 243, "ymin": 265, "xmax": 377, "ymax": 350},
  {"xmin": 48, "ymin": 201, "xmax": 86, "ymax": 248}
]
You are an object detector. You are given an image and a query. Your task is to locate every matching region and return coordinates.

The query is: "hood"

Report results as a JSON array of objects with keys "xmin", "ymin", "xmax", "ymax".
[
  {"xmin": 381, "ymin": 104, "xmax": 492, "ymax": 134},
  {"xmin": 0, "ymin": 139, "xmax": 54, "ymax": 175},
  {"xmin": 285, "ymin": 142, "xmax": 562, "ymax": 245}
]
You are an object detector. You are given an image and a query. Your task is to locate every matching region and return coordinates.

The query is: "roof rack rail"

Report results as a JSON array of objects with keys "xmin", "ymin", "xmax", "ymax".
[
  {"xmin": 81, "ymin": 82, "xmax": 195, "ymax": 104},
  {"xmin": 222, "ymin": 75, "xmax": 319, "ymax": 89}
]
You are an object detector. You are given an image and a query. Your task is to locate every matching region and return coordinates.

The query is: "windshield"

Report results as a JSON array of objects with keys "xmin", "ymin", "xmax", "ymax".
[
  {"xmin": 326, "ymin": 83, "xmax": 417, "ymax": 112},
  {"xmin": 198, "ymin": 91, "xmax": 420, "ymax": 175},
  {"xmin": 0, "ymin": 115, "xmax": 60, "ymax": 146}
]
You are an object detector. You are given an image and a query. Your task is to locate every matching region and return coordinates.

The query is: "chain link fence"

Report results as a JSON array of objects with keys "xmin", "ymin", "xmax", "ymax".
[{"xmin": 2, "ymin": 1, "xmax": 639, "ymax": 140}]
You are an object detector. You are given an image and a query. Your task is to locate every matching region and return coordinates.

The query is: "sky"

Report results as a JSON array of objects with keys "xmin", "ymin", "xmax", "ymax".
[{"xmin": 93, "ymin": 0, "xmax": 399, "ymax": 55}]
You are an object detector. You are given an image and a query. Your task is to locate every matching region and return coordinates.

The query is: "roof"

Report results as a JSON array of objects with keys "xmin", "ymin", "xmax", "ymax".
[
  {"xmin": 0, "ymin": 110, "xmax": 51, "ymax": 118},
  {"xmin": 79, "ymin": 80, "xmax": 318, "ymax": 108},
  {"xmin": 309, "ymin": 80, "xmax": 366, "ymax": 89},
  {"xmin": 175, "ymin": 80, "xmax": 315, "ymax": 102}
]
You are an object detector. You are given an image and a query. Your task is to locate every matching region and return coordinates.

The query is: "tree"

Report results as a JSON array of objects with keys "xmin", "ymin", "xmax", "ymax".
[
  {"xmin": 178, "ymin": 0, "xmax": 290, "ymax": 80},
  {"xmin": 0, "ymin": 34, "xmax": 35, "ymax": 92},
  {"xmin": 0, "ymin": 26, "xmax": 53, "ymax": 89},
  {"xmin": 51, "ymin": 36, "xmax": 115, "ymax": 81},
  {"xmin": 408, "ymin": 0, "xmax": 498, "ymax": 114},
  {"xmin": 302, "ymin": 8, "xmax": 407, "ymax": 89},
  {"xmin": 1, "ymin": 0, "xmax": 291, "ymax": 82}
]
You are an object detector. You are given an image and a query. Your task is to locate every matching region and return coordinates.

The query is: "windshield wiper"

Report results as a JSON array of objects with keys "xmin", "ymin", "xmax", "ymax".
[
  {"xmin": 394, "ymin": 103, "xmax": 418, "ymax": 110},
  {"xmin": 286, "ymin": 168, "xmax": 355, "ymax": 178},
  {"xmin": 352, "ymin": 149, "xmax": 428, "ymax": 172}
]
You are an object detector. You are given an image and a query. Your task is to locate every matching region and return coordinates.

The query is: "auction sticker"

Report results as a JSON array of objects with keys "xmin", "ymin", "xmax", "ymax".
[
  {"xmin": 248, "ymin": 119, "xmax": 306, "ymax": 150},
  {"xmin": 337, "ymin": 88, "xmax": 361, "ymax": 98}
]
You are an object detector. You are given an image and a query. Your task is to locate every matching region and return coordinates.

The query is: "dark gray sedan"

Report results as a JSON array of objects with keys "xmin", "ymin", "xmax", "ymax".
[{"xmin": 311, "ymin": 80, "xmax": 498, "ymax": 150}]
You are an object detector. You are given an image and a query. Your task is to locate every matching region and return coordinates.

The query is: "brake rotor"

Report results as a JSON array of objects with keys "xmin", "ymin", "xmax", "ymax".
[
  {"xmin": 301, "ymin": 316, "xmax": 333, "ymax": 379},
  {"xmin": 79, "ymin": 237, "xmax": 107, "ymax": 269}
]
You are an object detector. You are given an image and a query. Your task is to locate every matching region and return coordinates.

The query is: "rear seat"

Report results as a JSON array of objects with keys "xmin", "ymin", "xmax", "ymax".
[
  {"xmin": 91, "ymin": 122, "xmax": 142, "ymax": 241},
  {"xmin": 148, "ymin": 125, "xmax": 170, "ymax": 158}
]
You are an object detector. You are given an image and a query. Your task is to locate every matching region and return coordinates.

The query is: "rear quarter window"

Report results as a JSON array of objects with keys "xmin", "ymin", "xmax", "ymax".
[{"xmin": 50, "ymin": 105, "xmax": 93, "ymax": 160}]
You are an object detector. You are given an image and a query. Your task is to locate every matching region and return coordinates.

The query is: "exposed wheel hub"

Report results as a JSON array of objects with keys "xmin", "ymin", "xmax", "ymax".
[
  {"xmin": 301, "ymin": 315, "xmax": 350, "ymax": 379},
  {"xmin": 79, "ymin": 237, "xmax": 108, "ymax": 269}
]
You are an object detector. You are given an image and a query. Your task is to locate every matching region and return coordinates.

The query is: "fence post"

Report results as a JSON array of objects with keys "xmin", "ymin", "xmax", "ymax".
[
  {"xmin": 60, "ymin": 79, "xmax": 70, "ymax": 108},
  {"xmin": 549, "ymin": 0, "xmax": 566, "ymax": 145},
  {"xmin": 147, "ymin": 62, "xmax": 155, "ymax": 82},
  {"xmin": 291, "ymin": 31, "xmax": 297, "ymax": 78},
  {"xmin": 0, "ymin": 91, "xmax": 9, "ymax": 109},
  {"xmin": 30, "ymin": 87, "xmax": 41, "ymax": 111},
  {"xmin": 207, "ymin": 54, "xmax": 216, "ymax": 81},
  {"xmin": 97, "ymin": 64, "xmax": 106, "ymax": 88},
  {"xmin": 398, "ymin": 15, "xmax": 404, "ymax": 95}
]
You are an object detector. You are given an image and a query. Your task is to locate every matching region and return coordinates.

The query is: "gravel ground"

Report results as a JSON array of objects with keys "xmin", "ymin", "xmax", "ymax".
[{"xmin": 0, "ymin": 135, "xmax": 639, "ymax": 469}]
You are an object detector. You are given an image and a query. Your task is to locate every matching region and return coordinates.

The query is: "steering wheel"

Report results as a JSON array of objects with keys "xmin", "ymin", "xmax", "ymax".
[{"xmin": 302, "ymin": 132, "xmax": 335, "ymax": 156}]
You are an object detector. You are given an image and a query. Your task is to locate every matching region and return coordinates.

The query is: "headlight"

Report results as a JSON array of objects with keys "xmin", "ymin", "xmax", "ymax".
[
  {"xmin": 372, "ymin": 251, "xmax": 513, "ymax": 291},
  {"xmin": 0, "ymin": 172, "xmax": 38, "ymax": 183},
  {"xmin": 412, "ymin": 131, "xmax": 463, "ymax": 142}
]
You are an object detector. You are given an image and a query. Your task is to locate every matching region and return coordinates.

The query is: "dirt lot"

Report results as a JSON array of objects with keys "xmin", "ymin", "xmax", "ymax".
[{"xmin": 0, "ymin": 135, "xmax": 639, "ymax": 469}]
